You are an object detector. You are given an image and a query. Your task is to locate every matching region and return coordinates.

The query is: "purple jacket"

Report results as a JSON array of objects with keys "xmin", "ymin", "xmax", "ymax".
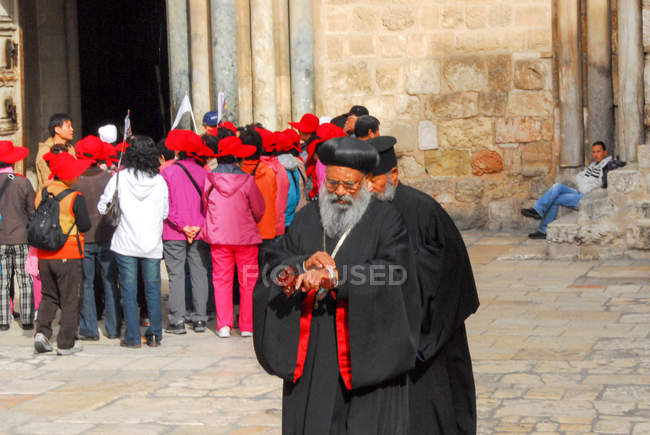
[
  {"xmin": 162, "ymin": 159, "xmax": 207, "ymax": 241},
  {"xmin": 202, "ymin": 164, "xmax": 265, "ymax": 246}
]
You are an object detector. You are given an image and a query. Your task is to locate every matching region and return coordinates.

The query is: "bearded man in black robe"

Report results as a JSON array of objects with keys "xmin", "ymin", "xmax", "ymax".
[
  {"xmin": 367, "ymin": 136, "xmax": 480, "ymax": 435},
  {"xmin": 253, "ymin": 136, "xmax": 419, "ymax": 435}
]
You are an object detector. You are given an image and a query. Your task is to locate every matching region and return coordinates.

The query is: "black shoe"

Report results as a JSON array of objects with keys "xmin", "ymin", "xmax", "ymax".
[
  {"xmin": 120, "ymin": 340, "xmax": 141, "ymax": 349},
  {"xmin": 521, "ymin": 208, "xmax": 542, "ymax": 220},
  {"xmin": 106, "ymin": 333, "xmax": 120, "ymax": 340},
  {"xmin": 165, "ymin": 322, "xmax": 187, "ymax": 335},
  {"xmin": 78, "ymin": 334, "xmax": 100, "ymax": 341},
  {"xmin": 21, "ymin": 323, "xmax": 33, "ymax": 331},
  {"xmin": 145, "ymin": 335, "xmax": 162, "ymax": 347},
  {"xmin": 528, "ymin": 231, "xmax": 547, "ymax": 239},
  {"xmin": 0, "ymin": 324, "xmax": 9, "ymax": 331},
  {"xmin": 193, "ymin": 320, "xmax": 206, "ymax": 333}
]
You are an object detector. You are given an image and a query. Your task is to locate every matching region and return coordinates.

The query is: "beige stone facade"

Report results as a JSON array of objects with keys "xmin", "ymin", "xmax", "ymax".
[{"xmin": 311, "ymin": 0, "xmax": 555, "ymax": 228}]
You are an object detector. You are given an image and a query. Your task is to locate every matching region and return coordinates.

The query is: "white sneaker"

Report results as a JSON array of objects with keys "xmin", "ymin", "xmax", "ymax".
[
  {"xmin": 240, "ymin": 331, "xmax": 253, "ymax": 337},
  {"xmin": 217, "ymin": 326, "xmax": 231, "ymax": 338}
]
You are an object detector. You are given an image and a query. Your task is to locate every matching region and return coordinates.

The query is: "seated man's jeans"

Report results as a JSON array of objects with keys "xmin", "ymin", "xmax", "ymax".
[
  {"xmin": 114, "ymin": 253, "xmax": 162, "ymax": 345},
  {"xmin": 533, "ymin": 183, "xmax": 583, "ymax": 233},
  {"xmin": 79, "ymin": 242, "xmax": 121, "ymax": 337}
]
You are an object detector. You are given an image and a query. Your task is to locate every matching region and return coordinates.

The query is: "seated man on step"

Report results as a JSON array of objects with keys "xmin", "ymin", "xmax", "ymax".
[{"xmin": 521, "ymin": 141, "xmax": 614, "ymax": 239}]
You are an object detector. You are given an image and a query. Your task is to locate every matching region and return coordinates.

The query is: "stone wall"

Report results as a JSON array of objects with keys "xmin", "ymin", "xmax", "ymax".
[{"xmin": 313, "ymin": 0, "xmax": 556, "ymax": 229}]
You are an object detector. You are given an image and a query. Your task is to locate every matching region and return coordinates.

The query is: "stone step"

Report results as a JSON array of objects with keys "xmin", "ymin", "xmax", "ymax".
[
  {"xmin": 626, "ymin": 218, "xmax": 650, "ymax": 250},
  {"xmin": 577, "ymin": 189, "xmax": 613, "ymax": 223},
  {"xmin": 606, "ymin": 163, "xmax": 643, "ymax": 195},
  {"xmin": 546, "ymin": 212, "xmax": 578, "ymax": 243},
  {"xmin": 638, "ymin": 144, "xmax": 650, "ymax": 170}
]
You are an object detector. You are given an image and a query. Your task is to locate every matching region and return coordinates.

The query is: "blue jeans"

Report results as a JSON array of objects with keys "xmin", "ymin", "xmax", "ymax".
[
  {"xmin": 79, "ymin": 242, "xmax": 120, "ymax": 337},
  {"xmin": 114, "ymin": 253, "xmax": 162, "ymax": 345},
  {"xmin": 533, "ymin": 183, "xmax": 583, "ymax": 233}
]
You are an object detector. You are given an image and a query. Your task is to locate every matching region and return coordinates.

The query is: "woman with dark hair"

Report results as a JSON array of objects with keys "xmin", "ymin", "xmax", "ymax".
[{"xmin": 98, "ymin": 135, "xmax": 169, "ymax": 348}]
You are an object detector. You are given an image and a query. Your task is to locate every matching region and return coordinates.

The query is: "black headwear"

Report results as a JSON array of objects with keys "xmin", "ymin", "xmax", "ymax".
[
  {"xmin": 348, "ymin": 105, "xmax": 369, "ymax": 117},
  {"xmin": 367, "ymin": 136, "xmax": 398, "ymax": 176},
  {"xmin": 318, "ymin": 136, "xmax": 379, "ymax": 174}
]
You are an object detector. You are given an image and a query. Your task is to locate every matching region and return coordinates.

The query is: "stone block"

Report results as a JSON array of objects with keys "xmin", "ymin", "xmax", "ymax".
[
  {"xmin": 419, "ymin": 5, "xmax": 440, "ymax": 30},
  {"xmin": 486, "ymin": 198, "xmax": 521, "ymax": 231},
  {"xmin": 548, "ymin": 243, "xmax": 580, "ymax": 260},
  {"xmin": 327, "ymin": 62, "xmax": 372, "ymax": 95},
  {"xmin": 487, "ymin": 55, "xmax": 512, "ymax": 92},
  {"xmin": 444, "ymin": 203, "xmax": 488, "ymax": 230},
  {"xmin": 397, "ymin": 155, "xmax": 427, "ymax": 182},
  {"xmin": 521, "ymin": 141, "xmax": 552, "ymax": 177},
  {"xmin": 382, "ymin": 7, "xmax": 415, "ymax": 31},
  {"xmin": 488, "ymin": 4, "xmax": 512, "ymax": 27},
  {"xmin": 418, "ymin": 121, "xmax": 438, "ymax": 150},
  {"xmin": 471, "ymin": 150, "xmax": 504, "ymax": 176},
  {"xmin": 379, "ymin": 35, "xmax": 406, "ymax": 58},
  {"xmin": 577, "ymin": 190, "xmax": 616, "ymax": 224},
  {"xmin": 466, "ymin": 5, "xmax": 487, "ymax": 29},
  {"xmin": 546, "ymin": 213, "xmax": 578, "ymax": 243},
  {"xmin": 407, "ymin": 34, "xmax": 427, "ymax": 58},
  {"xmin": 514, "ymin": 5, "xmax": 551, "ymax": 28},
  {"xmin": 541, "ymin": 118, "xmax": 554, "ymax": 141},
  {"xmin": 455, "ymin": 31, "xmax": 500, "ymax": 52},
  {"xmin": 607, "ymin": 168, "xmax": 642, "ymax": 194},
  {"xmin": 495, "ymin": 117, "xmax": 542, "ymax": 143},
  {"xmin": 455, "ymin": 178, "xmax": 484, "ymax": 203},
  {"xmin": 528, "ymin": 28, "xmax": 552, "ymax": 51},
  {"xmin": 395, "ymin": 94, "xmax": 421, "ymax": 118},
  {"xmin": 502, "ymin": 29, "xmax": 527, "ymax": 51},
  {"xmin": 579, "ymin": 242, "xmax": 626, "ymax": 260},
  {"xmin": 351, "ymin": 7, "xmax": 380, "ymax": 32},
  {"xmin": 626, "ymin": 219, "xmax": 650, "ymax": 250},
  {"xmin": 478, "ymin": 91, "xmax": 507, "ymax": 117},
  {"xmin": 438, "ymin": 117, "xmax": 493, "ymax": 149},
  {"xmin": 383, "ymin": 120, "xmax": 417, "ymax": 152},
  {"xmin": 514, "ymin": 59, "xmax": 549, "ymax": 90},
  {"xmin": 428, "ymin": 32, "xmax": 455, "ymax": 56},
  {"xmin": 441, "ymin": 5, "xmax": 463, "ymax": 29},
  {"xmin": 424, "ymin": 149, "xmax": 471, "ymax": 176},
  {"xmin": 640, "ymin": 201, "xmax": 650, "ymax": 219},
  {"xmin": 327, "ymin": 38, "xmax": 345, "ymax": 61},
  {"xmin": 442, "ymin": 56, "xmax": 488, "ymax": 92},
  {"xmin": 501, "ymin": 148, "xmax": 521, "ymax": 176},
  {"xmin": 375, "ymin": 63, "xmax": 402, "ymax": 93},
  {"xmin": 410, "ymin": 176, "xmax": 454, "ymax": 203},
  {"xmin": 349, "ymin": 36, "xmax": 375, "ymax": 57},
  {"xmin": 327, "ymin": 11, "xmax": 349, "ymax": 32},
  {"xmin": 407, "ymin": 59, "xmax": 441, "ymax": 94},
  {"xmin": 638, "ymin": 144, "xmax": 650, "ymax": 169},
  {"xmin": 424, "ymin": 92, "xmax": 479, "ymax": 119},
  {"xmin": 507, "ymin": 90, "xmax": 553, "ymax": 117},
  {"xmin": 576, "ymin": 223, "xmax": 623, "ymax": 245}
]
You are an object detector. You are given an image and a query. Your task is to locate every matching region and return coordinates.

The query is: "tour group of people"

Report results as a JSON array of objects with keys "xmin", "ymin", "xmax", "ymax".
[{"xmin": 0, "ymin": 105, "xmax": 479, "ymax": 433}]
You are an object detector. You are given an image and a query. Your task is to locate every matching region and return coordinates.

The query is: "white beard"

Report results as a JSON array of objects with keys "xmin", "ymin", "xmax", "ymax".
[
  {"xmin": 374, "ymin": 175, "xmax": 396, "ymax": 202},
  {"xmin": 319, "ymin": 184, "xmax": 372, "ymax": 238}
]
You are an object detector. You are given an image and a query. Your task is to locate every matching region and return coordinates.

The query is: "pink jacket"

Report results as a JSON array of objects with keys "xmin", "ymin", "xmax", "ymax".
[
  {"xmin": 261, "ymin": 155, "xmax": 289, "ymax": 236},
  {"xmin": 202, "ymin": 164, "xmax": 265, "ymax": 246}
]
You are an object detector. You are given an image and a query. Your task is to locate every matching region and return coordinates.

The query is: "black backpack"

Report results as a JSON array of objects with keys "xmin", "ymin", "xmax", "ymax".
[{"xmin": 28, "ymin": 187, "xmax": 79, "ymax": 252}]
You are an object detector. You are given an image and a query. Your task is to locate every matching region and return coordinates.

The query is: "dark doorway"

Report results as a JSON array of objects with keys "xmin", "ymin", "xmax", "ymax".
[{"xmin": 77, "ymin": 0, "xmax": 170, "ymax": 141}]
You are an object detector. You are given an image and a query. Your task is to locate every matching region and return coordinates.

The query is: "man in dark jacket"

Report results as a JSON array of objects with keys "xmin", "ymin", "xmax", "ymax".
[
  {"xmin": 72, "ymin": 135, "xmax": 119, "ymax": 340},
  {"xmin": 0, "ymin": 141, "xmax": 35, "ymax": 331}
]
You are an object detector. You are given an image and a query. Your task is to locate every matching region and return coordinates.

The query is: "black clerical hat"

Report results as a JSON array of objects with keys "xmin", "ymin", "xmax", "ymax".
[
  {"xmin": 318, "ymin": 136, "xmax": 379, "ymax": 174},
  {"xmin": 367, "ymin": 136, "xmax": 398, "ymax": 176}
]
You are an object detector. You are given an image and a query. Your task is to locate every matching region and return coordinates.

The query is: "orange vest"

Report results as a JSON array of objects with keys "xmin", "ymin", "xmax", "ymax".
[{"xmin": 34, "ymin": 181, "xmax": 85, "ymax": 259}]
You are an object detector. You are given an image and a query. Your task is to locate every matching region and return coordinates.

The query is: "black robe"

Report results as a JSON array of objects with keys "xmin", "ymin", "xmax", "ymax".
[
  {"xmin": 391, "ymin": 183, "xmax": 479, "ymax": 435},
  {"xmin": 253, "ymin": 199, "xmax": 419, "ymax": 435}
]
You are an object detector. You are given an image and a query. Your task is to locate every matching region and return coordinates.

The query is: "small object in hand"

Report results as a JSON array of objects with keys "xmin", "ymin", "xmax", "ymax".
[{"xmin": 275, "ymin": 265, "xmax": 298, "ymax": 297}]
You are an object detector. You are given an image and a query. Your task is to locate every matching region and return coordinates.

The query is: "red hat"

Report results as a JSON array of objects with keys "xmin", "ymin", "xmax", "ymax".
[
  {"xmin": 307, "ymin": 123, "xmax": 346, "ymax": 164},
  {"xmin": 0, "ymin": 140, "xmax": 28, "ymax": 164},
  {"xmin": 283, "ymin": 129, "xmax": 301, "ymax": 150},
  {"xmin": 215, "ymin": 136, "xmax": 257, "ymax": 158},
  {"xmin": 206, "ymin": 127, "xmax": 219, "ymax": 137},
  {"xmin": 218, "ymin": 121, "xmax": 237, "ymax": 134},
  {"xmin": 289, "ymin": 113, "xmax": 319, "ymax": 134},
  {"xmin": 275, "ymin": 130, "xmax": 301, "ymax": 153},
  {"xmin": 255, "ymin": 126, "xmax": 277, "ymax": 152},
  {"xmin": 102, "ymin": 142, "xmax": 118, "ymax": 166},
  {"xmin": 75, "ymin": 135, "xmax": 106, "ymax": 162},
  {"xmin": 46, "ymin": 152, "xmax": 92, "ymax": 180},
  {"xmin": 166, "ymin": 129, "xmax": 202, "ymax": 152}
]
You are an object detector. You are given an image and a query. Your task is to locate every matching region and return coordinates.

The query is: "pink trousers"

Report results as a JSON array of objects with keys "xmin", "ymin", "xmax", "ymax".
[{"xmin": 210, "ymin": 244, "xmax": 259, "ymax": 332}]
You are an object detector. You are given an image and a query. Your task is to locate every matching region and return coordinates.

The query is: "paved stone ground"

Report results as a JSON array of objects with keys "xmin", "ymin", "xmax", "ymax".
[{"xmin": 0, "ymin": 232, "xmax": 648, "ymax": 434}]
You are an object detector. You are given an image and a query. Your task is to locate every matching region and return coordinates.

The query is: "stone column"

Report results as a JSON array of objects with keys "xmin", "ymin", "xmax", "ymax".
[
  {"xmin": 64, "ymin": 0, "xmax": 82, "ymax": 141},
  {"xmin": 235, "ymin": 0, "xmax": 253, "ymax": 125},
  {"xmin": 274, "ymin": 0, "xmax": 292, "ymax": 128},
  {"xmin": 166, "ymin": 0, "xmax": 191, "ymax": 129},
  {"xmin": 289, "ymin": 0, "xmax": 314, "ymax": 119},
  {"xmin": 586, "ymin": 0, "xmax": 614, "ymax": 153},
  {"xmin": 617, "ymin": 0, "xmax": 644, "ymax": 161},
  {"xmin": 250, "ymin": 0, "xmax": 278, "ymax": 130},
  {"xmin": 189, "ymin": 0, "xmax": 212, "ymax": 129},
  {"xmin": 210, "ymin": 0, "xmax": 239, "ymax": 123},
  {"xmin": 557, "ymin": 0, "xmax": 584, "ymax": 168}
]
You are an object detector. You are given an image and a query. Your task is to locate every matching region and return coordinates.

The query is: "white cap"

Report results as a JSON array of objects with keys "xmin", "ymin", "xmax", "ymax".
[{"xmin": 98, "ymin": 124, "xmax": 117, "ymax": 144}]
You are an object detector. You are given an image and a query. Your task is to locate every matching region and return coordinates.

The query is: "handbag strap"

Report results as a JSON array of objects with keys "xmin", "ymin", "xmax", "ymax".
[
  {"xmin": 0, "ymin": 176, "xmax": 12, "ymax": 200},
  {"xmin": 174, "ymin": 162, "xmax": 203, "ymax": 210}
]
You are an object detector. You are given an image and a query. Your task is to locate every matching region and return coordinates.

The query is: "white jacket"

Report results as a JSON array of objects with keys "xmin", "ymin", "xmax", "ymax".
[{"xmin": 98, "ymin": 168, "xmax": 169, "ymax": 259}]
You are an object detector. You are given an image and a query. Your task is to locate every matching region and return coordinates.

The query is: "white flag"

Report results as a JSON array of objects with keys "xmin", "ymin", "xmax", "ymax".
[
  {"xmin": 217, "ymin": 91, "xmax": 226, "ymax": 124},
  {"xmin": 171, "ymin": 94, "xmax": 198, "ymax": 132},
  {"xmin": 123, "ymin": 111, "xmax": 131, "ymax": 142}
]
